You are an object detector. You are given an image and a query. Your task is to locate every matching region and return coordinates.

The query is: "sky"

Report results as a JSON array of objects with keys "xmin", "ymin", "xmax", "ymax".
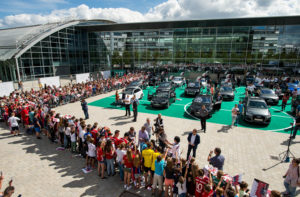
[{"xmin": 0, "ymin": 0, "xmax": 299, "ymax": 28}]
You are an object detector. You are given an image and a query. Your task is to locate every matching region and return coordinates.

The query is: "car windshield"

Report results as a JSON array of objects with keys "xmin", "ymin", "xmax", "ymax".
[
  {"xmin": 154, "ymin": 92, "xmax": 169, "ymax": 98},
  {"xmin": 130, "ymin": 81, "xmax": 139, "ymax": 85},
  {"xmin": 124, "ymin": 88, "xmax": 135, "ymax": 94},
  {"xmin": 188, "ymin": 83, "xmax": 200, "ymax": 88},
  {"xmin": 173, "ymin": 77, "xmax": 182, "ymax": 81},
  {"xmin": 261, "ymin": 89, "xmax": 274, "ymax": 94},
  {"xmin": 194, "ymin": 96, "xmax": 211, "ymax": 104},
  {"xmin": 159, "ymin": 83, "xmax": 170, "ymax": 87},
  {"xmin": 220, "ymin": 86, "xmax": 232, "ymax": 92},
  {"xmin": 249, "ymin": 101, "xmax": 268, "ymax": 109}
]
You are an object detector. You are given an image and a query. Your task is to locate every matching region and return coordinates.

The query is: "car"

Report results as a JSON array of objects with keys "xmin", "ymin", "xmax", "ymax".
[
  {"xmin": 150, "ymin": 90, "xmax": 176, "ymax": 109},
  {"xmin": 291, "ymin": 95, "xmax": 300, "ymax": 115},
  {"xmin": 119, "ymin": 86, "xmax": 144, "ymax": 101},
  {"xmin": 156, "ymin": 82, "xmax": 176, "ymax": 92},
  {"xmin": 185, "ymin": 82, "xmax": 201, "ymax": 97},
  {"xmin": 190, "ymin": 95, "xmax": 214, "ymax": 118},
  {"xmin": 149, "ymin": 76, "xmax": 161, "ymax": 86},
  {"xmin": 243, "ymin": 97, "xmax": 271, "ymax": 125},
  {"xmin": 257, "ymin": 88, "xmax": 279, "ymax": 105},
  {"xmin": 288, "ymin": 83, "xmax": 300, "ymax": 92},
  {"xmin": 172, "ymin": 76, "xmax": 184, "ymax": 87},
  {"xmin": 220, "ymin": 86, "xmax": 234, "ymax": 101},
  {"xmin": 127, "ymin": 79, "xmax": 148, "ymax": 89}
]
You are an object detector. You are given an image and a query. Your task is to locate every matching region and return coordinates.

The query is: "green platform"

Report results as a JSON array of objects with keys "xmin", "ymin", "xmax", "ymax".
[{"xmin": 89, "ymin": 86, "xmax": 296, "ymax": 134}]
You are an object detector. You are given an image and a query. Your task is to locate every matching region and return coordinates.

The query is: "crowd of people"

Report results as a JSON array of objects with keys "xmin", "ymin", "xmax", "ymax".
[{"xmin": 0, "ymin": 70, "xmax": 299, "ymax": 197}]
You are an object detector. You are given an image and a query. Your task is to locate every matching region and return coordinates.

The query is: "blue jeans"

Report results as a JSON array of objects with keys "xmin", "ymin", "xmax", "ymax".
[
  {"xmin": 118, "ymin": 162, "xmax": 124, "ymax": 181},
  {"xmin": 284, "ymin": 181, "xmax": 296, "ymax": 197},
  {"xmin": 106, "ymin": 159, "xmax": 114, "ymax": 176},
  {"xmin": 83, "ymin": 109, "xmax": 89, "ymax": 119},
  {"xmin": 179, "ymin": 194, "xmax": 186, "ymax": 197}
]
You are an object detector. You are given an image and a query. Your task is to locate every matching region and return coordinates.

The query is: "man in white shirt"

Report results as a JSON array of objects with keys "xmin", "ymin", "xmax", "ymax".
[
  {"xmin": 124, "ymin": 95, "xmax": 131, "ymax": 116},
  {"xmin": 8, "ymin": 113, "xmax": 20, "ymax": 136}
]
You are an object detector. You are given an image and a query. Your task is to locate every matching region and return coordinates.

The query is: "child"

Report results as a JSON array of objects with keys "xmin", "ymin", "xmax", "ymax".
[
  {"xmin": 64, "ymin": 122, "xmax": 71, "ymax": 149},
  {"xmin": 97, "ymin": 141, "xmax": 106, "ymax": 179},
  {"xmin": 132, "ymin": 152, "xmax": 142, "ymax": 189},
  {"xmin": 176, "ymin": 164, "xmax": 189, "ymax": 197},
  {"xmin": 87, "ymin": 138, "xmax": 96, "ymax": 171},
  {"xmin": 70, "ymin": 126, "xmax": 77, "ymax": 153},
  {"xmin": 238, "ymin": 181, "xmax": 248, "ymax": 197}
]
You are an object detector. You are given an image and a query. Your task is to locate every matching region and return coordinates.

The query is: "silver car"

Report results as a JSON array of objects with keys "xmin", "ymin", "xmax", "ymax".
[
  {"xmin": 244, "ymin": 97, "xmax": 271, "ymax": 125},
  {"xmin": 258, "ymin": 88, "xmax": 279, "ymax": 105},
  {"xmin": 220, "ymin": 86, "xmax": 234, "ymax": 101}
]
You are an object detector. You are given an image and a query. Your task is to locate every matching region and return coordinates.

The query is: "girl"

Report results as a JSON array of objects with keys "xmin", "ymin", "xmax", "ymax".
[
  {"xmin": 64, "ymin": 121, "xmax": 71, "ymax": 149},
  {"xmin": 123, "ymin": 149, "xmax": 134, "ymax": 190},
  {"xmin": 164, "ymin": 158, "xmax": 175, "ymax": 197},
  {"xmin": 177, "ymin": 164, "xmax": 189, "ymax": 197},
  {"xmin": 87, "ymin": 138, "xmax": 96, "ymax": 171},
  {"xmin": 104, "ymin": 140, "xmax": 115, "ymax": 176},
  {"xmin": 97, "ymin": 141, "xmax": 106, "ymax": 179},
  {"xmin": 132, "ymin": 151, "xmax": 142, "ymax": 189},
  {"xmin": 70, "ymin": 126, "xmax": 77, "ymax": 153},
  {"xmin": 116, "ymin": 143, "xmax": 126, "ymax": 181}
]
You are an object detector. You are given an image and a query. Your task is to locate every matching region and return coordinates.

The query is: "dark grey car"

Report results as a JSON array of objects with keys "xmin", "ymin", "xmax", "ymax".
[
  {"xmin": 190, "ymin": 95, "xmax": 214, "ymax": 118},
  {"xmin": 220, "ymin": 86, "xmax": 234, "ymax": 101},
  {"xmin": 258, "ymin": 88, "xmax": 279, "ymax": 105},
  {"xmin": 244, "ymin": 97, "xmax": 271, "ymax": 125},
  {"xmin": 185, "ymin": 82, "xmax": 201, "ymax": 97},
  {"xmin": 151, "ymin": 91, "xmax": 176, "ymax": 109}
]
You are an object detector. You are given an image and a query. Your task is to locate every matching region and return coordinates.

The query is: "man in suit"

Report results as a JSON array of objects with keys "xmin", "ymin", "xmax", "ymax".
[
  {"xmin": 187, "ymin": 128, "xmax": 200, "ymax": 159},
  {"xmin": 81, "ymin": 99, "xmax": 89, "ymax": 119},
  {"xmin": 132, "ymin": 95, "xmax": 139, "ymax": 122}
]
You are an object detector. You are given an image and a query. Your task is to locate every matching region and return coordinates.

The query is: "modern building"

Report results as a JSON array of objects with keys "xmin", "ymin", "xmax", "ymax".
[{"xmin": 0, "ymin": 16, "xmax": 300, "ymax": 82}]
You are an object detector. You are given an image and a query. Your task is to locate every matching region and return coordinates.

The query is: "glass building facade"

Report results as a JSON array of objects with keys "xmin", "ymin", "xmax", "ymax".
[{"xmin": 0, "ymin": 16, "xmax": 300, "ymax": 82}]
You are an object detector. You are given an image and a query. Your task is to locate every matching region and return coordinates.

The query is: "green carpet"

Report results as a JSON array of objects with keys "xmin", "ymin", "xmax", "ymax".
[{"xmin": 89, "ymin": 86, "xmax": 297, "ymax": 135}]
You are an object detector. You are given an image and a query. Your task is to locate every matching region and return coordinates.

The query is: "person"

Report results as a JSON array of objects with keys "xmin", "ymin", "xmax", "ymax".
[
  {"xmin": 132, "ymin": 95, "xmax": 139, "ymax": 122},
  {"xmin": 199, "ymin": 105, "xmax": 209, "ymax": 133},
  {"xmin": 123, "ymin": 149, "xmax": 134, "ymax": 190},
  {"xmin": 105, "ymin": 140, "xmax": 115, "ymax": 176},
  {"xmin": 270, "ymin": 190, "xmax": 281, "ymax": 197},
  {"xmin": 187, "ymin": 129, "xmax": 200, "ymax": 159},
  {"xmin": 291, "ymin": 111, "xmax": 300, "ymax": 140},
  {"xmin": 177, "ymin": 163, "xmax": 189, "ymax": 197},
  {"xmin": 282, "ymin": 93, "xmax": 289, "ymax": 111},
  {"xmin": 33, "ymin": 113, "xmax": 42, "ymax": 139},
  {"xmin": 81, "ymin": 99, "xmax": 89, "ymax": 119},
  {"xmin": 116, "ymin": 143, "xmax": 126, "ymax": 181},
  {"xmin": 124, "ymin": 95, "xmax": 131, "ymax": 116},
  {"xmin": 214, "ymin": 93, "xmax": 223, "ymax": 111},
  {"xmin": 132, "ymin": 151, "xmax": 142, "ymax": 189},
  {"xmin": 152, "ymin": 151, "xmax": 168, "ymax": 196},
  {"xmin": 142, "ymin": 142, "xmax": 154, "ymax": 189},
  {"xmin": 144, "ymin": 118, "xmax": 154, "ymax": 139},
  {"xmin": 164, "ymin": 158, "xmax": 175, "ymax": 197},
  {"xmin": 115, "ymin": 90, "xmax": 120, "ymax": 104},
  {"xmin": 154, "ymin": 114, "xmax": 164, "ymax": 133},
  {"xmin": 231, "ymin": 104, "xmax": 239, "ymax": 128},
  {"xmin": 207, "ymin": 147, "xmax": 225, "ymax": 170},
  {"xmin": 7, "ymin": 112, "xmax": 20, "ymax": 136},
  {"xmin": 283, "ymin": 158, "xmax": 300, "ymax": 197},
  {"xmin": 237, "ymin": 101, "xmax": 244, "ymax": 125},
  {"xmin": 170, "ymin": 136, "xmax": 181, "ymax": 160},
  {"xmin": 87, "ymin": 138, "xmax": 96, "ymax": 171},
  {"xmin": 138, "ymin": 126, "xmax": 149, "ymax": 151},
  {"xmin": 195, "ymin": 169, "xmax": 209, "ymax": 197}
]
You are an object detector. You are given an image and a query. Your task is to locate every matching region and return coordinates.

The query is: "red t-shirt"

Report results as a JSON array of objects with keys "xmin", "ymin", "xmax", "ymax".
[
  {"xmin": 91, "ymin": 129, "xmax": 98, "ymax": 142},
  {"xmin": 112, "ymin": 136, "xmax": 119, "ymax": 146},
  {"xmin": 195, "ymin": 176, "xmax": 209, "ymax": 197},
  {"xmin": 118, "ymin": 138, "xmax": 128, "ymax": 145},
  {"xmin": 97, "ymin": 147, "xmax": 104, "ymax": 162},
  {"xmin": 201, "ymin": 189, "xmax": 214, "ymax": 197},
  {"xmin": 123, "ymin": 154, "xmax": 134, "ymax": 168},
  {"xmin": 105, "ymin": 149, "xmax": 114, "ymax": 160}
]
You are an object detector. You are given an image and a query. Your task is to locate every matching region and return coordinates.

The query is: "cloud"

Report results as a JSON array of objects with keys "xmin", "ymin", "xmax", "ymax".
[{"xmin": 0, "ymin": 0, "xmax": 300, "ymax": 28}]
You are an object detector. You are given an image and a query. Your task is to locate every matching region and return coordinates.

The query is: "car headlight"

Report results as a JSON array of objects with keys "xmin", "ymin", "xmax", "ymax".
[{"xmin": 246, "ymin": 111, "xmax": 253, "ymax": 116}]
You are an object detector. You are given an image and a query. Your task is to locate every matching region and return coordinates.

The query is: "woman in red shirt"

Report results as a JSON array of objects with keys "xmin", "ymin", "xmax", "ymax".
[
  {"xmin": 105, "ymin": 140, "xmax": 115, "ymax": 176},
  {"xmin": 97, "ymin": 141, "xmax": 106, "ymax": 179},
  {"xmin": 123, "ymin": 149, "xmax": 134, "ymax": 190}
]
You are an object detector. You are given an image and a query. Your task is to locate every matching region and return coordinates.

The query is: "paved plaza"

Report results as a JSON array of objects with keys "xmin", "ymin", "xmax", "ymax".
[{"xmin": 0, "ymin": 91, "xmax": 300, "ymax": 197}]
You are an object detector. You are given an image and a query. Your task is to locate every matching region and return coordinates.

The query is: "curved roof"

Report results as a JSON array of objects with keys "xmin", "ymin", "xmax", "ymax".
[{"xmin": 0, "ymin": 19, "xmax": 115, "ymax": 61}]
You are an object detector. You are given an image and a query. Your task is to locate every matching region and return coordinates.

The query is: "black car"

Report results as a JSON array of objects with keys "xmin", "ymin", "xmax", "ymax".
[
  {"xmin": 257, "ymin": 88, "xmax": 279, "ymax": 105},
  {"xmin": 149, "ymin": 76, "xmax": 161, "ymax": 86},
  {"xmin": 190, "ymin": 95, "xmax": 214, "ymax": 118},
  {"xmin": 243, "ymin": 97, "xmax": 271, "ymax": 125},
  {"xmin": 220, "ymin": 86, "xmax": 234, "ymax": 101},
  {"xmin": 150, "ymin": 91, "xmax": 176, "ymax": 109},
  {"xmin": 156, "ymin": 82, "xmax": 176, "ymax": 92},
  {"xmin": 291, "ymin": 95, "xmax": 300, "ymax": 115},
  {"xmin": 185, "ymin": 82, "xmax": 201, "ymax": 97},
  {"xmin": 128, "ymin": 79, "xmax": 148, "ymax": 89}
]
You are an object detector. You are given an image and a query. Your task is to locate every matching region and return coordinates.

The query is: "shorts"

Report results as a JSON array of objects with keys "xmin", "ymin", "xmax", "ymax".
[
  {"xmin": 34, "ymin": 127, "xmax": 41, "ymax": 133},
  {"xmin": 11, "ymin": 126, "xmax": 19, "ymax": 131},
  {"xmin": 144, "ymin": 167, "xmax": 151, "ymax": 173},
  {"xmin": 88, "ymin": 156, "xmax": 95, "ymax": 160},
  {"xmin": 150, "ymin": 170, "xmax": 154, "ymax": 177},
  {"xmin": 165, "ymin": 178, "xmax": 174, "ymax": 186},
  {"xmin": 152, "ymin": 174, "xmax": 163, "ymax": 190},
  {"xmin": 124, "ymin": 167, "xmax": 131, "ymax": 173},
  {"xmin": 98, "ymin": 161, "xmax": 105, "ymax": 164}
]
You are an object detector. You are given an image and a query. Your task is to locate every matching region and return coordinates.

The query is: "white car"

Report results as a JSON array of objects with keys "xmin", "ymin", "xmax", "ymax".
[
  {"xmin": 172, "ymin": 77, "xmax": 184, "ymax": 87},
  {"xmin": 119, "ymin": 86, "xmax": 144, "ymax": 101}
]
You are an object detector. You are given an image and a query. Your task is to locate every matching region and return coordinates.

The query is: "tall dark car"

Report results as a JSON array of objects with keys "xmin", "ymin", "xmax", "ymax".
[
  {"xmin": 128, "ymin": 79, "xmax": 148, "ymax": 89},
  {"xmin": 257, "ymin": 88, "xmax": 279, "ymax": 105},
  {"xmin": 151, "ymin": 90, "xmax": 176, "ymax": 109},
  {"xmin": 184, "ymin": 82, "xmax": 201, "ymax": 97},
  {"xmin": 220, "ymin": 86, "xmax": 234, "ymax": 101},
  {"xmin": 190, "ymin": 95, "xmax": 214, "ymax": 118},
  {"xmin": 156, "ymin": 82, "xmax": 176, "ymax": 92},
  {"xmin": 291, "ymin": 95, "xmax": 300, "ymax": 115},
  {"xmin": 243, "ymin": 97, "xmax": 271, "ymax": 125}
]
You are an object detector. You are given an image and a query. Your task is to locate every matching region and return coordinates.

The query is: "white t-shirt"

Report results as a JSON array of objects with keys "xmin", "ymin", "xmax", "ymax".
[
  {"xmin": 88, "ymin": 143, "xmax": 96, "ymax": 157},
  {"xmin": 232, "ymin": 107, "xmax": 239, "ymax": 117},
  {"xmin": 171, "ymin": 143, "xmax": 181, "ymax": 159},
  {"xmin": 71, "ymin": 133, "xmax": 76, "ymax": 142},
  {"xmin": 78, "ymin": 127, "xmax": 85, "ymax": 141},
  {"xmin": 65, "ymin": 127, "xmax": 71, "ymax": 136},
  {"xmin": 8, "ymin": 116, "xmax": 20, "ymax": 127},
  {"xmin": 176, "ymin": 180, "xmax": 187, "ymax": 195},
  {"xmin": 116, "ymin": 149, "xmax": 126, "ymax": 163}
]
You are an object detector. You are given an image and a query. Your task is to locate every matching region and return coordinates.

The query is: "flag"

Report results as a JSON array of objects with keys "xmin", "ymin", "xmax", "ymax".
[{"xmin": 232, "ymin": 174, "xmax": 243, "ymax": 186}]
